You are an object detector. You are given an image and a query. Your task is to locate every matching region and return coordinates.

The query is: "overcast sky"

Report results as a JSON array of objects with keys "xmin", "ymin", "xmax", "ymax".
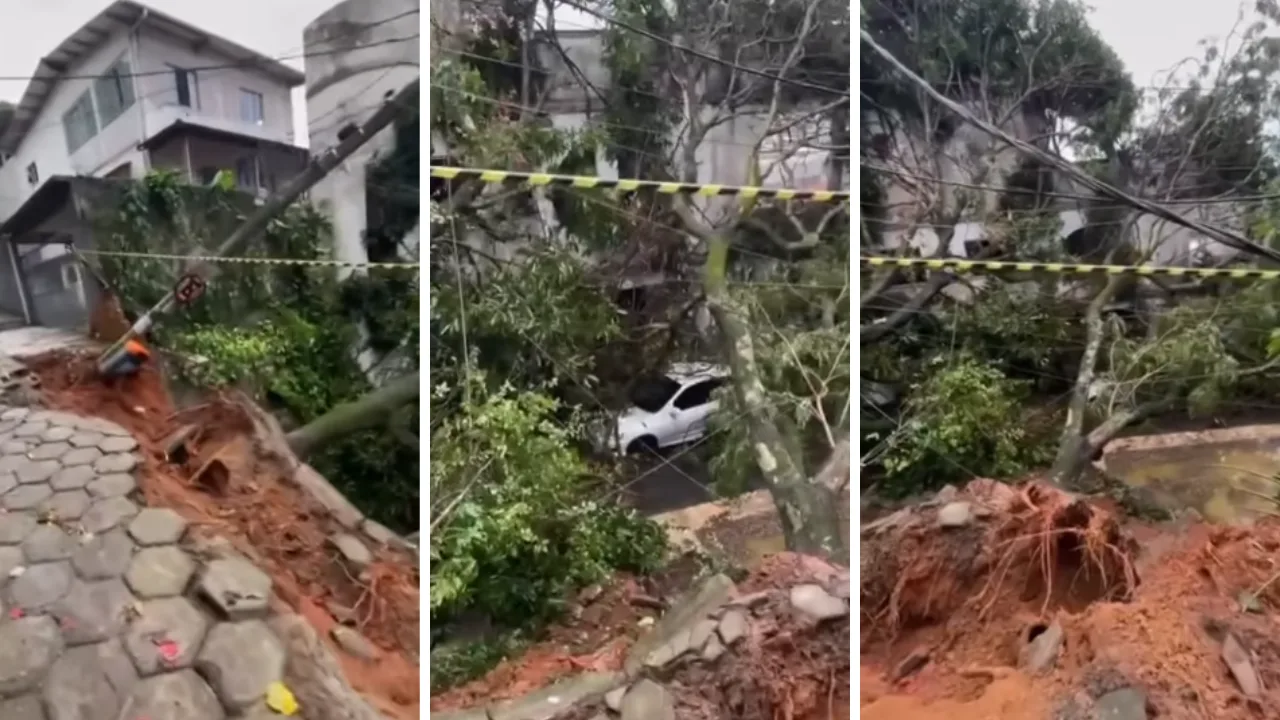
[
  {"xmin": 1087, "ymin": 1, "xmax": 1260, "ymax": 89},
  {"xmin": 0, "ymin": 0, "xmax": 337, "ymax": 145}
]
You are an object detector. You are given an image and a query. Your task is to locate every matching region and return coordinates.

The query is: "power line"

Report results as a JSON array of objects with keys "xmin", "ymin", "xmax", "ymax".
[
  {"xmin": 861, "ymin": 163, "xmax": 1280, "ymax": 208},
  {"xmin": 861, "ymin": 28, "xmax": 1280, "ymax": 266},
  {"xmin": 552, "ymin": 0, "xmax": 849, "ymax": 99}
]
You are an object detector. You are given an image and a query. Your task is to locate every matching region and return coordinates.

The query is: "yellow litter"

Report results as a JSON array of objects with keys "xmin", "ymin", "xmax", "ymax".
[{"xmin": 266, "ymin": 681, "xmax": 299, "ymax": 716}]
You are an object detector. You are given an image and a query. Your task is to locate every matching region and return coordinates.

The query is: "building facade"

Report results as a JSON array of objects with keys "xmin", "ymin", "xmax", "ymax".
[{"xmin": 0, "ymin": 1, "xmax": 308, "ymax": 328}]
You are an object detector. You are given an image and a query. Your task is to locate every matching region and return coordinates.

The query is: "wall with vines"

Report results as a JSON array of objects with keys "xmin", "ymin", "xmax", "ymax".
[{"xmin": 93, "ymin": 171, "xmax": 421, "ymax": 532}]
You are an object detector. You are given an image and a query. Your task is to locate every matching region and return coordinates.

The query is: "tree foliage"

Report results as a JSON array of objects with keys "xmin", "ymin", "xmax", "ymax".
[{"xmin": 95, "ymin": 171, "xmax": 420, "ymax": 531}]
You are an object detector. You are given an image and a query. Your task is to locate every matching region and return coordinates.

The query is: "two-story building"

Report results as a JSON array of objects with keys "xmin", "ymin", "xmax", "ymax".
[{"xmin": 0, "ymin": 0, "xmax": 308, "ymax": 329}]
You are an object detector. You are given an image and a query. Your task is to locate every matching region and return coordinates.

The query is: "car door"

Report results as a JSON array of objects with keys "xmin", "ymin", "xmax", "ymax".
[{"xmin": 667, "ymin": 379, "xmax": 724, "ymax": 446}]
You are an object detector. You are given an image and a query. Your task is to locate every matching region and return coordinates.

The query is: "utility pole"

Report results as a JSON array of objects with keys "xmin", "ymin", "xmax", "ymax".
[{"xmin": 96, "ymin": 79, "xmax": 421, "ymax": 373}]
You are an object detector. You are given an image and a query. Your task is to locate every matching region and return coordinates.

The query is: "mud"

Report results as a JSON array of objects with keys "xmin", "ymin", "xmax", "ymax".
[
  {"xmin": 437, "ymin": 552, "xmax": 851, "ymax": 720},
  {"xmin": 861, "ymin": 479, "xmax": 1280, "ymax": 719},
  {"xmin": 25, "ymin": 350, "xmax": 421, "ymax": 719}
]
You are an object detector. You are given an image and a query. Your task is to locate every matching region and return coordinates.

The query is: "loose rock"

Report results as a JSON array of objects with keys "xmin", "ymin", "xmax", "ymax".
[
  {"xmin": 620, "ymin": 679, "xmax": 675, "ymax": 720},
  {"xmin": 937, "ymin": 501, "xmax": 973, "ymax": 527},
  {"xmin": 788, "ymin": 584, "xmax": 848, "ymax": 621}
]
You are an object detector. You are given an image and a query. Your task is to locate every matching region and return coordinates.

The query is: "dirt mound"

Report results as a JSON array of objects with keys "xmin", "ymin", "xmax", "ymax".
[
  {"xmin": 861, "ymin": 479, "xmax": 1280, "ymax": 719},
  {"xmin": 542, "ymin": 552, "xmax": 851, "ymax": 720},
  {"xmin": 24, "ymin": 350, "xmax": 421, "ymax": 719},
  {"xmin": 667, "ymin": 553, "xmax": 851, "ymax": 720}
]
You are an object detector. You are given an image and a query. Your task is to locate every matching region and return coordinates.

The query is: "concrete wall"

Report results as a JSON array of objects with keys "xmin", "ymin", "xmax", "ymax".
[{"xmin": 304, "ymin": 0, "xmax": 420, "ymax": 274}]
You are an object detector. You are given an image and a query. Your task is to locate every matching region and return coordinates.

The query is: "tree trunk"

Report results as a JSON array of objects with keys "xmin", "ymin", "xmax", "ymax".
[
  {"xmin": 286, "ymin": 372, "xmax": 421, "ymax": 459},
  {"xmin": 1048, "ymin": 277, "xmax": 1121, "ymax": 488},
  {"xmin": 703, "ymin": 235, "xmax": 847, "ymax": 563}
]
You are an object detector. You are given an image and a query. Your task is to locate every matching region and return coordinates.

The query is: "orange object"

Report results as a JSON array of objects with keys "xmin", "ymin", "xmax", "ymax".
[{"xmin": 124, "ymin": 339, "xmax": 151, "ymax": 359}]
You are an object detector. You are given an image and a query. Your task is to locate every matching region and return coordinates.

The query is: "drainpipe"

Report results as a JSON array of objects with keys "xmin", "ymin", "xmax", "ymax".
[{"xmin": 129, "ymin": 8, "xmax": 150, "ymax": 172}]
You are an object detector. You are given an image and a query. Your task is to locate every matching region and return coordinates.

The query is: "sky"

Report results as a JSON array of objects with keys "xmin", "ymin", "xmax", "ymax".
[
  {"xmin": 1086, "ymin": 1, "xmax": 1261, "ymax": 90},
  {"xmin": 0, "ymin": 0, "xmax": 338, "ymax": 146}
]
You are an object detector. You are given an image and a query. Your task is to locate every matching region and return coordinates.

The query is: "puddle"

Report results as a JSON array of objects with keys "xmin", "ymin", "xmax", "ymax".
[{"xmin": 1106, "ymin": 441, "xmax": 1280, "ymax": 524}]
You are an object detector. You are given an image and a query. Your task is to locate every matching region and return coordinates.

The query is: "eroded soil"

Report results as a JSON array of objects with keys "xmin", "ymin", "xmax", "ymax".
[
  {"xmin": 25, "ymin": 350, "xmax": 422, "ymax": 719},
  {"xmin": 860, "ymin": 478, "xmax": 1280, "ymax": 719}
]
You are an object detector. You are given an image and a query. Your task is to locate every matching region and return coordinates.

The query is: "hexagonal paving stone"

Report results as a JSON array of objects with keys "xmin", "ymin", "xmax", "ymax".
[
  {"xmin": 60, "ymin": 447, "xmax": 101, "ymax": 468},
  {"xmin": 0, "ymin": 407, "xmax": 28, "ymax": 421},
  {"xmin": 53, "ymin": 578, "xmax": 134, "ymax": 645},
  {"xmin": 126, "ymin": 546, "xmax": 195, "ymax": 598},
  {"xmin": 194, "ymin": 620, "xmax": 284, "ymax": 710},
  {"xmin": 0, "ymin": 512, "xmax": 37, "ymax": 544},
  {"xmin": 86, "ymin": 473, "xmax": 136, "ymax": 499},
  {"xmin": 71, "ymin": 530, "xmax": 135, "ymax": 580},
  {"xmin": 0, "ymin": 472, "xmax": 18, "ymax": 497},
  {"xmin": 8, "ymin": 561, "xmax": 74, "ymax": 610},
  {"xmin": 50, "ymin": 465, "xmax": 95, "ymax": 491},
  {"xmin": 99, "ymin": 436, "xmax": 138, "ymax": 453},
  {"xmin": 195, "ymin": 557, "xmax": 272, "ymax": 620},
  {"xmin": 124, "ymin": 596, "xmax": 211, "ymax": 675},
  {"xmin": 94, "ymin": 453, "xmax": 138, "ymax": 475},
  {"xmin": 0, "ymin": 419, "xmax": 20, "ymax": 435},
  {"xmin": 68, "ymin": 432, "xmax": 104, "ymax": 449},
  {"xmin": 4, "ymin": 484, "xmax": 53, "ymax": 511},
  {"xmin": 40, "ymin": 426, "xmax": 74, "ymax": 443},
  {"xmin": 40, "ymin": 491, "xmax": 91, "ymax": 521},
  {"xmin": 128, "ymin": 508, "xmax": 188, "ymax": 546},
  {"xmin": 82, "ymin": 496, "xmax": 139, "ymax": 534},
  {"xmin": 11, "ymin": 423, "xmax": 48, "ymax": 439},
  {"xmin": 27, "ymin": 443, "xmax": 70, "ymax": 463},
  {"xmin": 20, "ymin": 524, "xmax": 77, "ymax": 563},
  {"xmin": 16, "ymin": 459, "xmax": 61, "ymax": 485},
  {"xmin": 0, "ymin": 546, "xmax": 24, "ymax": 583},
  {"xmin": 0, "ymin": 694, "xmax": 44, "ymax": 720},
  {"xmin": 77, "ymin": 418, "xmax": 130, "ymax": 437},
  {"xmin": 0, "ymin": 616, "xmax": 62, "ymax": 695},
  {"xmin": 0, "ymin": 439, "xmax": 33, "ymax": 455},
  {"xmin": 0, "ymin": 455, "xmax": 26, "ymax": 474},
  {"xmin": 43, "ymin": 640, "xmax": 137, "ymax": 720},
  {"xmin": 124, "ymin": 670, "xmax": 225, "ymax": 720}
]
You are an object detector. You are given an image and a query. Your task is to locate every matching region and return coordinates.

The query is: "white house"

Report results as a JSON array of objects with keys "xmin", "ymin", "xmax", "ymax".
[
  {"xmin": 0, "ymin": 0, "xmax": 307, "ymax": 328},
  {"xmin": 304, "ymin": 0, "xmax": 420, "ymax": 276}
]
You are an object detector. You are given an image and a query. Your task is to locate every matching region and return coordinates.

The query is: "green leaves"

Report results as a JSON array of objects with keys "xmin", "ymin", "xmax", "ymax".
[
  {"xmin": 879, "ymin": 356, "xmax": 1047, "ymax": 495},
  {"xmin": 430, "ymin": 382, "xmax": 665, "ymax": 626}
]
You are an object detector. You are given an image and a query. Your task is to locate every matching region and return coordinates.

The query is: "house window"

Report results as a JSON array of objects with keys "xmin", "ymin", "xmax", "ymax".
[
  {"xmin": 94, "ymin": 58, "xmax": 136, "ymax": 128},
  {"xmin": 171, "ymin": 66, "xmax": 198, "ymax": 108},
  {"xmin": 239, "ymin": 89, "xmax": 264, "ymax": 125},
  {"xmin": 236, "ymin": 157, "xmax": 257, "ymax": 188},
  {"xmin": 24, "ymin": 162, "xmax": 38, "ymax": 186},
  {"xmin": 62, "ymin": 91, "xmax": 98, "ymax": 152}
]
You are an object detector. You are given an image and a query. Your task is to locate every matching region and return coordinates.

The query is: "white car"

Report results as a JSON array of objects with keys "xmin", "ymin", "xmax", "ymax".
[{"xmin": 601, "ymin": 363, "xmax": 729, "ymax": 455}]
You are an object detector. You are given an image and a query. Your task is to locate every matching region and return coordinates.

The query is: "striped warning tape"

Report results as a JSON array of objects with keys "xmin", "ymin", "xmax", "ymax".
[
  {"xmin": 861, "ymin": 255, "xmax": 1280, "ymax": 280},
  {"xmin": 430, "ymin": 166, "xmax": 850, "ymax": 202},
  {"xmin": 76, "ymin": 248, "xmax": 419, "ymax": 271}
]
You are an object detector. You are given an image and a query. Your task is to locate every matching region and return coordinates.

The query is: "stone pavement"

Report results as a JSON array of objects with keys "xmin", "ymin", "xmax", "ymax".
[{"xmin": 0, "ymin": 405, "xmax": 290, "ymax": 720}]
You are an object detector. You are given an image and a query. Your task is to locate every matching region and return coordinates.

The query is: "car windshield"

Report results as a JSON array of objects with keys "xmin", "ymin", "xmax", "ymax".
[{"xmin": 628, "ymin": 375, "xmax": 681, "ymax": 413}]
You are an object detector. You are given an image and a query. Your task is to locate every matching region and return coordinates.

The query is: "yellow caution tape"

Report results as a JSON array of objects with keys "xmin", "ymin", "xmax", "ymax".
[
  {"xmin": 75, "ymin": 248, "xmax": 419, "ymax": 271},
  {"xmin": 861, "ymin": 255, "xmax": 1280, "ymax": 280},
  {"xmin": 430, "ymin": 166, "xmax": 850, "ymax": 202}
]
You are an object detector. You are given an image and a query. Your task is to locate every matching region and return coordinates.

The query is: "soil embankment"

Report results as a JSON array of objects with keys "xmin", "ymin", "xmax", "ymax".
[{"xmin": 861, "ymin": 478, "xmax": 1280, "ymax": 719}]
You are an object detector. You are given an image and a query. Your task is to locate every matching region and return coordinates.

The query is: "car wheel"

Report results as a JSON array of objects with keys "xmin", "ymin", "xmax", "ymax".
[{"xmin": 626, "ymin": 436, "xmax": 659, "ymax": 456}]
